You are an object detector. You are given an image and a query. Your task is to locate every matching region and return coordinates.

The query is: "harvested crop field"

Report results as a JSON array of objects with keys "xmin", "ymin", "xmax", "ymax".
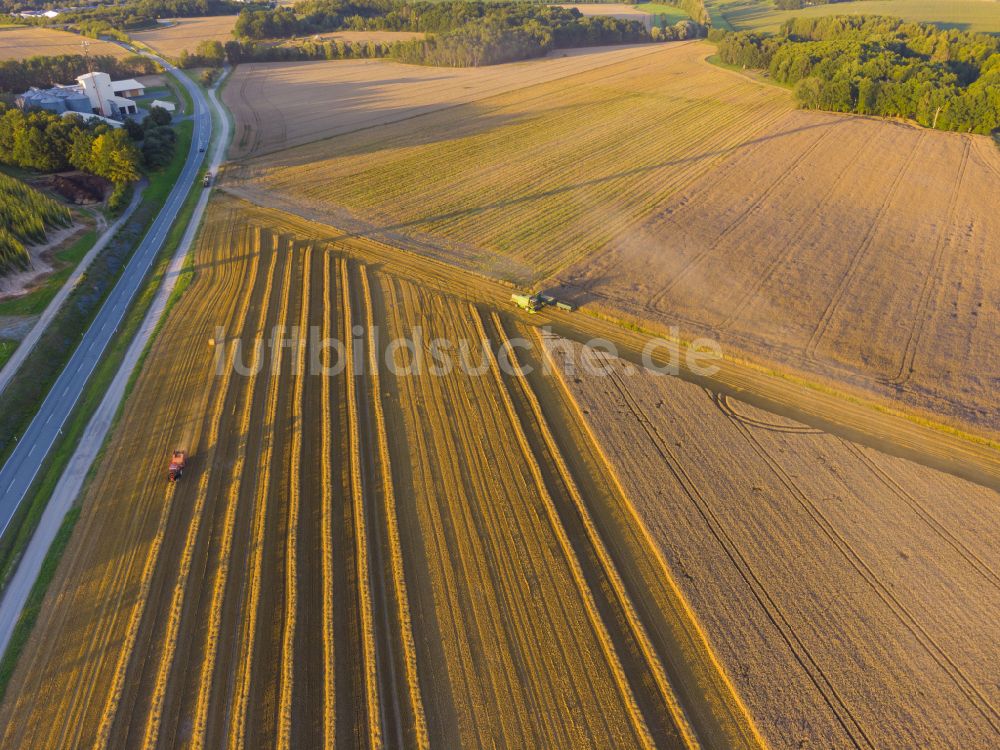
[
  {"xmin": 131, "ymin": 17, "xmax": 237, "ymax": 58},
  {"xmin": 544, "ymin": 334, "xmax": 1000, "ymax": 749},
  {"xmin": 227, "ymin": 39, "xmax": 1000, "ymax": 435},
  {"xmin": 227, "ymin": 41, "xmax": 789, "ymax": 279},
  {"xmin": 553, "ymin": 108, "xmax": 1000, "ymax": 433},
  {"xmin": 132, "ymin": 19, "xmax": 423, "ymax": 60},
  {"xmin": 221, "ymin": 42, "xmax": 669, "ymax": 159},
  {"xmin": 0, "ymin": 25, "xmax": 129, "ymax": 61},
  {"xmin": 0, "ymin": 198, "xmax": 737, "ymax": 749}
]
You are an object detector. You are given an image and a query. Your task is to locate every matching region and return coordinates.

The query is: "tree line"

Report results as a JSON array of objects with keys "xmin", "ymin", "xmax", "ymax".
[
  {"xmin": 0, "ymin": 54, "xmax": 157, "ymax": 98},
  {"xmin": 0, "ymin": 172, "xmax": 73, "ymax": 277},
  {"xmin": 773, "ymin": 0, "xmax": 851, "ymax": 10},
  {"xmin": 716, "ymin": 15, "xmax": 1000, "ymax": 134},
  {"xmin": 234, "ymin": 0, "xmax": 687, "ymax": 40},
  {"xmin": 226, "ymin": 1, "xmax": 707, "ymax": 67},
  {"xmin": 0, "ymin": 105, "xmax": 141, "ymax": 187}
]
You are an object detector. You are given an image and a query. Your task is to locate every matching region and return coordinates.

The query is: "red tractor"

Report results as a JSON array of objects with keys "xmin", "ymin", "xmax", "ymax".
[{"xmin": 168, "ymin": 451, "xmax": 186, "ymax": 482}]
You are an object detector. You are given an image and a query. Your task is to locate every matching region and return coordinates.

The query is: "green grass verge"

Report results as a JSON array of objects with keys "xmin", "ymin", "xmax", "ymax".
[
  {"xmin": 0, "ymin": 229, "xmax": 98, "ymax": 319},
  {"xmin": 635, "ymin": 3, "xmax": 691, "ymax": 23},
  {"xmin": 0, "ymin": 145, "xmax": 207, "ymax": 595},
  {"xmin": 0, "ymin": 120, "xmax": 193, "ymax": 467},
  {"xmin": 172, "ymin": 70, "xmax": 195, "ymax": 116},
  {"xmin": 0, "ymin": 505, "xmax": 80, "ymax": 704},
  {"xmin": 0, "ymin": 340, "xmax": 14, "ymax": 370}
]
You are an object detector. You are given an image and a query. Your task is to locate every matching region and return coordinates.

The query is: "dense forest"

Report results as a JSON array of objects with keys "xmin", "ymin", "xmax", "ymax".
[
  {"xmin": 0, "ymin": 172, "xmax": 72, "ymax": 277},
  {"xmin": 0, "ymin": 54, "xmax": 156, "ymax": 97},
  {"xmin": 717, "ymin": 16, "xmax": 1000, "ymax": 134}
]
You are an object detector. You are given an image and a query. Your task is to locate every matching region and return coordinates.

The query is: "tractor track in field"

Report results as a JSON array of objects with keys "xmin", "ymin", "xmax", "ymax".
[
  {"xmin": 838, "ymin": 438, "xmax": 1000, "ymax": 592},
  {"xmin": 718, "ymin": 130, "xmax": 880, "ymax": 330},
  {"xmin": 885, "ymin": 138, "xmax": 971, "ymax": 388},
  {"xmin": 599, "ymin": 351, "xmax": 876, "ymax": 750},
  {"xmin": 720, "ymin": 407, "xmax": 1000, "ymax": 735},
  {"xmin": 647, "ymin": 120, "xmax": 842, "ymax": 314},
  {"xmin": 803, "ymin": 131, "xmax": 926, "ymax": 363}
]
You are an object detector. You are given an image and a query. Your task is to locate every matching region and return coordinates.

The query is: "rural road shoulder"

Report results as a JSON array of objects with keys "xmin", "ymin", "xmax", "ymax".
[
  {"xmin": 0, "ymin": 186, "xmax": 144, "ymax": 396},
  {"xmin": 0, "ymin": 63, "xmax": 230, "ymax": 658}
]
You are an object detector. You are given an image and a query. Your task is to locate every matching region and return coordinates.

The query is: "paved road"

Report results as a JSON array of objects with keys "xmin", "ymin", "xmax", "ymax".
[
  {"xmin": 0, "ymin": 64, "xmax": 230, "ymax": 657},
  {"xmin": 0, "ymin": 187, "xmax": 144, "ymax": 396},
  {"xmin": 0, "ymin": 58, "xmax": 211, "ymax": 538}
]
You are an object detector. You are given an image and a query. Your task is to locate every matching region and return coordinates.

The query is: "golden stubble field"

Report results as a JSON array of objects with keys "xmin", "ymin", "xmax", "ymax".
[
  {"xmin": 1, "ymin": 197, "xmax": 764, "ymax": 749},
  {"xmin": 0, "ymin": 25, "xmax": 129, "ymax": 61},
  {"xmin": 221, "ymin": 43, "xmax": 672, "ymax": 159},
  {"xmin": 554, "ymin": 107, "xmax": 1000, "ymax": 434},
  {"xmin": 544, "ymin": 335, "xmax": 1000, "ymax": 749},
  {"xmin": 227, "ymin": 39, "xmax": 1000, "ymax": 436},
  {"xmin": 131, "ymin": 16, "xmax": 238, "ymax": 58}
]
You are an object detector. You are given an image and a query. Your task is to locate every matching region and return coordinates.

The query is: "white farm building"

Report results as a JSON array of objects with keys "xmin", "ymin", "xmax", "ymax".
[{"xmin": 17, "ymin": 72, "xmax": 146, "ymax": 119}]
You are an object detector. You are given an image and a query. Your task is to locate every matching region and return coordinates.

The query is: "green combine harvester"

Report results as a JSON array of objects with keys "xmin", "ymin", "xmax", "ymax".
[{"xmin": 510, "ymin": 292, "xmax": 575, "ymax": 314}]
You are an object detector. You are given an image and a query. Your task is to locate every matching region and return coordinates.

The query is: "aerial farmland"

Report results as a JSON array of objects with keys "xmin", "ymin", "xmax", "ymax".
[
  {"xmin": 0, "ymin": 25, "xmax": 130, "ymax": 61},
  {"xmin": 0, "ymin": 4, "xmax": 997, "ymax": 750}
]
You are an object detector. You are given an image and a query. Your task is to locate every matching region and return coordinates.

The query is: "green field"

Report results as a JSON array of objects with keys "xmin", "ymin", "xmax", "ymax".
[
  {"xmin": 634, "ymin": 3, "xmax": 692, "ymax": 23},
  {"xmin": 713, "ymin": 0, "xmax": 1000, "ymax": 33}
]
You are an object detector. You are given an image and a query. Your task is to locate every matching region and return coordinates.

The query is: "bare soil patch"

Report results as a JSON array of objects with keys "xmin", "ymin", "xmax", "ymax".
[
  {"xmin": 33, "ymin": 171, "xmax": 110, "ymax": 205},
  {"xmin": 0, "ymin": 222, "xmax": 84, "ymax": 299}
]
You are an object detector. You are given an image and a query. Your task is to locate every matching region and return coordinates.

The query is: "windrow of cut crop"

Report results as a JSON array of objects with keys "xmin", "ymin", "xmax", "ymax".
[
  {"xmin": 491, "ymin": 311, "xmax": 699, "ymax": 749},
  {"xmin": 320, "ymin": 250, "xmax": 337, "ymax": 746},
  {"xmin": 138, "ymin": 238, "xmax": 262, "ymax": 748},
  {"xmin": 92, "ymin": 223, "xmax": 261, "ymax": 750},
  {"xmin": 277, "ymin": 244, "xmax": 311, "ymax": 749},
  {"xmin": 189, "ymin": 231, "xmax": 276, "ymax": 749},
  {"xmin": 469, "ymin": 305, "xmax": 655, "ymax": 750},
  {"xmin": 341, "ymin": 256, "xmax": 384, "ymax": 750},
  {"xmin": 537, "ymin": 329, "xmax": 771, "ymax": 750},
  {"xmin": 359, "ymin": 265, "xmax": 429, "ymax": 749},
  {"xmin": 229, "ymin": 235, "xmax": 294, "ymax": 750}
]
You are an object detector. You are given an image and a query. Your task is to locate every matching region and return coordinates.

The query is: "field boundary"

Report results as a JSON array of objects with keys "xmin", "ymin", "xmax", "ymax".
[
  {"xmin": 537, "ymin": 329, "xmax": 769, "ymax": 750},
  {"xmin": 220, "ymin": 197, "xmax": 1000, "ymax": 487}
]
